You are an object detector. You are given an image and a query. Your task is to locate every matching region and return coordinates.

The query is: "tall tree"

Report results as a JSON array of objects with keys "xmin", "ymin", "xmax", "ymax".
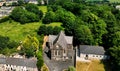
[
  {"xmin": 20, "ymin": 35, "xmax": 39, "ymax": 57},
  {"xmin": 53, "ymin": 26, "xmax": 63, "ymax": 35},
  {"xmin": 38, "ymin": 25, "xmax": 47, "ymax": 35},
  {"xmin": 75, "ymin": 25, "xmax": 93, "ymax": 45},
  {"xmin": 109, "ymin": 46, "xmax": 120, "ymax": 71},
  {"xmin": 25, "ymin": 3, "xmax": 43, "ymax": 19}
]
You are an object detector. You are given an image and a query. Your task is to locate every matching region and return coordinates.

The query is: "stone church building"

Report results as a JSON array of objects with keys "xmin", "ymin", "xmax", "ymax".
[{"xmin": 47, "ymin": 31, "xmax": 75, "ymax": 61}]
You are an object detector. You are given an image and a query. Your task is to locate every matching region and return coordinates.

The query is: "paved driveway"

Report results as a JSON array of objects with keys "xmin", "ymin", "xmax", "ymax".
[{"xmin": 43, "ymin": 50, "xmax": 74, "ymax": 71}]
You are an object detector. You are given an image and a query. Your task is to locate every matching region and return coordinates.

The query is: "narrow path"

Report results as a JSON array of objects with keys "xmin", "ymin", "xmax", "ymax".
[
  {"xmin": 85, "ymin": 62, "xmax": 91, "ymax": 71},
  {"xmin": 42, "ymin": 36, "xmax": 48, "ymax": 49}
]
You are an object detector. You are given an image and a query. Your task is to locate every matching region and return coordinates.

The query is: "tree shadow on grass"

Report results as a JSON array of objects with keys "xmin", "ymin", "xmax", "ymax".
[{"xmin": 101, "ymin": 60, "xmax": 112, "ymax": 71}]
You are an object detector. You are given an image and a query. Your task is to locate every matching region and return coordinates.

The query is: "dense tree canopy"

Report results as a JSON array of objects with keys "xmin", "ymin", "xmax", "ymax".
[
  {"xmin": 10, "ymin": 4, "xmax": 43, "ymax": 24},
  {"xmin": 25, "ymin": 3, "xmax": 43, "ymax": 19},
  {"xmin": 75, "ymin": 25, "xmax": 93, "ymax": 45},
  {"xmin": 0, "ymin": 35, "xmax": 18, "ymax": 55},
  {"xmin": 38, "ymin": 25, "xmax": 63, "ymax": 35},
  {"xmin": 20, "ymin": 35, "xmax": 39, "ymax": 58},
  {"xmin": 68, "ymin": 66, "xmax": 76, "ymax": 71},
  {"xmin": 42, "ymin": 2, "xmax": 120, "ymax": 70}
]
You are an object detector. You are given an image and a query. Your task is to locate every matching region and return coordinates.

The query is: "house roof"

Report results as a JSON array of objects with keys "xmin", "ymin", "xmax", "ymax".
[
  {"xmin": 48, "ymin": 31, "xmax": 73, "ymax": 49},
  {"xmin": 0, "ymin": 57, "xmax": 37, "ymax": 68},
  {"xmin": 79, "ymin": 45, "xmax": 105, "ymax": 55}
]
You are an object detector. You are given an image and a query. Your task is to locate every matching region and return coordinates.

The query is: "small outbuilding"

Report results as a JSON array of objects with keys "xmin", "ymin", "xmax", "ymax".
[{"xmin": 76, "ymin": 45, "xmax": 109, "ymax": 60}]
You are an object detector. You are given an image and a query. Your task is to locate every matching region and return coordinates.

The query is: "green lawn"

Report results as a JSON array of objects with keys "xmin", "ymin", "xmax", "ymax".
[
  {"xmin": 47, "ymin": 22, "xmax": 62, "ymax": 27},
  {"xmin": 109, "ymin": 0, "xmax": 120, "ymax": 3},
  {"xmin": 0, "ymin": 21, "xmax": 62, "ymax": 42},
  {"xmin": 0, "ymin": 21, "xmax": 41, "ymax": 42},
  {"xmin": 0, "ymin": 6, "xmax": 62, "ymax": 42},
  {"xmin": 39, "ymin": 6, "xmax": 47, "ymax": 14}
]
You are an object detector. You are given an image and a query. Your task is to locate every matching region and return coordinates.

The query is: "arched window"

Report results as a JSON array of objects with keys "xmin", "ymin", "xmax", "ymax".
[
  {"xmin": 55, "ymin": 50, "xmax": 57, "ymax": 55},
  {"xmin": 58, "ymin": 50, "xmax": 60, "ymax": 55},
  {"xmin": 64, "ymin": 50, "xmax": 65, "ymax": 53}
]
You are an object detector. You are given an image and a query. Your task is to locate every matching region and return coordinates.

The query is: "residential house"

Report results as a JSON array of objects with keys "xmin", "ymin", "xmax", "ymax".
[
  {"xmin": 0, "ymin": 1, "xmax": 5, "ymax": 6},
  {"xmin": 116, "ymin": 5, "xmax": 120, "ymax": 10},
  {"xmin": 47, "ymin": 31, "xmax": 75, "ymax": 61},
  {"xmin": 5, "ymin": 0, "xmax": 18, "ymax": 6},
  {"xmin": 0, "ymin": 57, "xmax": 38, "ymax": 71},
  {"xmin": 0, "ymin": 6, "xmax": 14, "ymax": 19},
  {"xmin": 76, "ymin": 45, "xmax": 109, "ymax": 61},
  {"xmin": 28, "ymin": 0, "xmax": 38, "ymax": 4}
]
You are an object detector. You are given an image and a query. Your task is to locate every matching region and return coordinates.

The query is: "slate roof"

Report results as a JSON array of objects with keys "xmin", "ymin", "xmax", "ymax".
[
  {"xmin": 0, "ymin": 57, "xmax": 6, "ymax": 64},
  {"xmin": 0, "ymin": 57, "xmax": 37, "ymax": 68},
  {"xmin": 48, "ymin": 31, "xmax": 73, "ymax": 49},
  {"xmin": 79, "ymin": 45, "xmax": 105, "ymax": 55}
]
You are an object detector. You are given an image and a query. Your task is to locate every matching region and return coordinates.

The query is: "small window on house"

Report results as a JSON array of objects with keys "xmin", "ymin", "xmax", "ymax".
[
  {"xmin": 55, "ymin": 50, "xmax": 57, "ymax": 55},
  {"xmin": 64, "ymin": 50, "xmax": 65, "ymax": 53},
  {"xmin": 93, "ymin": 55, "xmax": 94, "ymax": 57},
  {"xmin": 96, "ymin": 56, "xmax": 98, "ymax": 57},
  {"xmin": 58, "ymin": 51, "xmax": 60, "ymax": 55}
]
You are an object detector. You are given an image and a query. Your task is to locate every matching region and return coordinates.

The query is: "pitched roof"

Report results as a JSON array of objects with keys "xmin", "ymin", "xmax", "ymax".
[
  {"xmin": 79, "ymin": 45, "xmax": 105, "ymax": 55},
  {"xmin": 53, "ymin": 31, "xmax": 67, "ymax": 49},
  {"xmin": 48, "ymin": 35, "xmax": 57, "ymax": 43},
  {"xmin": 0, "ymin": 57, "xmax": 37, "ymax": 68},
  {"xmin": 48, "ymin": 31, "xmax": 73, "ymax": 49},
  {"xmin": 0, "ymin": 57, "xmax": 6, "ymax": 64}
]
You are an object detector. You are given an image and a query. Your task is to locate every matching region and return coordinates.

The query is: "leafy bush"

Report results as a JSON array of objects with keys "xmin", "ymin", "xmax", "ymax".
[
  {"xmin": 25, "ymin": 3, "xmax": 43, "ymax": 19},
  {"xmin": 10, "ymin": 7, "xmax": 39, "ymax": 24},
  {"xmin": 0, "ymin": 16, "xmax": 10, "ymax": 23},
  {"xmin": 42, "ymin": 11, "xmax": 56, "ymax": 24}
]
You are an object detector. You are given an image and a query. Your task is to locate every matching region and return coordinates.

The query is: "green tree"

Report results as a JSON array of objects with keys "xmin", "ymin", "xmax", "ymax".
[
  {"xmin": 25, "ymin": 3, "xmax": 43, "ymax": 19},
  {"xmin": 18, "ymin": 0, "xmax": 24, "ymax": 6},
  {"xmin": 42, "ymin": 11, "xmax": 56, "ymax": 24},
  {"xmin": 55, "ymin": 9, "xmax": 76, "ymax": 35},
  {"xmin": 0, "ymin": 35, "xmax": 9, "ymax": 50},
  {"xmin": 109, "ymin": 46, "xmax": 120, "ymax": 71},
  {"xmin": 75, "ymin": 25, "xmax": 93, "ymax": 45},
  {"xmin": 12, "ymin": 2, "xmax": 18, "ymax": 6},
  {"xmin": 10, "ymin": 7, "xmax": 39, "ymax": 24},
  {"xmin": 20, "ymin": 35, "xmax": 39, "ymax": 58},
  {"xmin": 36, "ymin": 47, "xmax": 44, "ymax": 70},
  {"xmin": 112, "ymin": 31, "xmax": 120, "ymax": 46},
  {"xmin": 46, "ymin": 26, "xmax": 53, "ymax": 35},
  {"xmin": 102, "ymin": 11, "xmax": 118, "ymax": 48},
  {"xmin": 81, "ymin": 11, "xmax": 107, "ymax": 45},
  {"xmin": 53, "ymin": 26, "xmax": 63, "ymax": 35},
  {"xmin": 38, "ymin": 25, "xmax": 47, "ymax": 35},
  {"xmin": 68, "ymin": 66, "xmax": 76, "ymax": 71}
]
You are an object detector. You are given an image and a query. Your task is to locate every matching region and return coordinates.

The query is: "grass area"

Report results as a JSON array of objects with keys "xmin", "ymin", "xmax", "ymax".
[
  {"xmin": 0, "ymin": 21, "xmax": 62, "ymax": 42},
  {"xmin": 109, "ymin": 0, "xmax": 120, "ymax": 3},
  {"xmin": 38, "ymin": 6, "xmax": 47, "ymax": 14},
  {"xmin": 0, "ymin": 21, "xmax": 41, "ymax": 42},
  {"xmin": 41, "ymin": 64, "xmax": 49, "ymax": 71},
  {"xmin": 76, "ymin": 60, "xmax": 111, "ymax": 71},
  {"xmin": 0, "ymin": 6, "xmax": 62, "ymax": 43},
  {"xmin": 47, "ymin": 22, "xmax": 62, "ymax": 27}
]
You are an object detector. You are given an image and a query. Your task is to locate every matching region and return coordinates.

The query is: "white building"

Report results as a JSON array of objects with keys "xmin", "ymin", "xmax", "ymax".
[
  {"xmin": 76, "ymin": 45, "xmax": 109, "ymax": 61},
  {"xmin": 116, "ymin": 5, "xmax": 120, "ymax": 10},
  {"xmin": 0, "ymin": 6, "xmax": 14, "ymax": 19},
  {"xmin": 0, "ymin": 57, "xmax": 38, "ymax": 71},
  {"xmin": 28, "ymin": 0, "xmax": 38, "ymax": 4}
]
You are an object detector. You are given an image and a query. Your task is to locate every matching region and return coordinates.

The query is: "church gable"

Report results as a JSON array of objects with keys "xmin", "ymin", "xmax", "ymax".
[
  {"xmin": 49, "ymin": 31, "xmax": 73, "ymax": 49},
  {"xmin": 53, "ymin": 43, "xmax": 63, "ymax": 50}
]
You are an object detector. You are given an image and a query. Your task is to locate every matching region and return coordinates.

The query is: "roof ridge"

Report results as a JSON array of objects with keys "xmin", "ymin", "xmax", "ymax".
[{"xmin": 53, "ymin": 31, "xmax": 67, "ymax": 44}]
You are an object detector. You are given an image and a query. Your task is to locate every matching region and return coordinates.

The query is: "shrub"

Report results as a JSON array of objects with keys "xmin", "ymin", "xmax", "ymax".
[{"xmin": 0, "ymin": 16, "xmax": 10, "ymax": 23}]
